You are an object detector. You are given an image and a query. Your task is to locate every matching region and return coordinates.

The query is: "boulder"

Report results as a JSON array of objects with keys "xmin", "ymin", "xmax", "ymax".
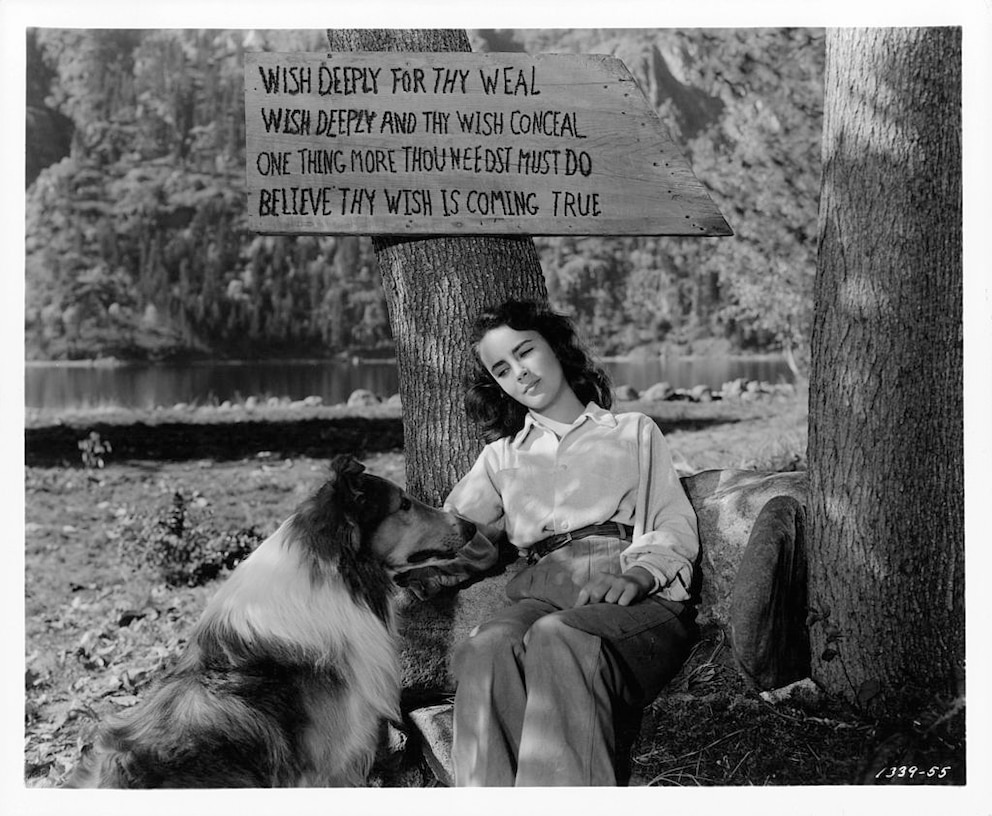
[
  {"xmin": 396, "ymin": 546, "xmax": 521, "ymax": 695},
  {"xmin": 613, "ymin": 384, "xmax": 640, "ymax": 402},
  {"xmin": 690, "ymin": 384, "xmax": 714, "ymax": 403},
  {"xmin": 347, "ymin": 388, "xmax": 381, "ymax": 408},
  {"xmin": 730, "ymin": 494, "xmax": 810, "ymax": 690},
  {"xmin": 720, "ymin": 378, "xmax": 747, "ymax": 399},
  {"xmin": 683, "ymin": 469, "xmax": 807, "ymax": 627},
  {"xmin": 641, "ymin": 382, "xmax": 674, "ymax": 402},
  {"xmin": 408, "ymin": 706, "xmax": 455, "ymax": 787},
  {"xmin": 397, "ymin": 468, "xmax": 808, "ymax": 693}
]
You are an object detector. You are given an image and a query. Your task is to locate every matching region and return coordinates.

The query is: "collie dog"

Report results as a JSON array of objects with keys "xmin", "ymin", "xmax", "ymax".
[{"xmin": 64, "ymin": 455, "xmax": 476, "ymax": 788}]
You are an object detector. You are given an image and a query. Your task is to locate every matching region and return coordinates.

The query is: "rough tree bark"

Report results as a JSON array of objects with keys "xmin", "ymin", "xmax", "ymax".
[
  {"xmin": 807, "ymin": 27, "xmax": 963, "ymax": 717},
  {"xmin": 324, "ymin": 29, "xmax": 548, "ymax": 505}
]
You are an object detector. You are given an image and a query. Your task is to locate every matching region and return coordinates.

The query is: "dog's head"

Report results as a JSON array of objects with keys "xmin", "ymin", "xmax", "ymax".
[{"xmin": 290, "ymin": 456, "xmax": 475, "ymax": 608}]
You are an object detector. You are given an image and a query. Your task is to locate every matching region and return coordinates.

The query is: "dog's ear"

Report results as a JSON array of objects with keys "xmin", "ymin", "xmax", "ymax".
[
  {"xmin": 329, "ymin": 455, "xmax": 367, "ymax": 504},
  {"xmin": 290, "ymin": 457, "xmax": 367, "ymax": 563},
  {"xmin": 331, "ymin": 454, "xmax": 365, "ymax": 479}
]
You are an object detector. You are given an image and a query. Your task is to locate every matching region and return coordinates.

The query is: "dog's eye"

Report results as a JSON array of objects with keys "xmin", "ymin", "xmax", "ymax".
[{"xmin": 399, "ymin": 496, "xmax": 412, "ymax": 512}]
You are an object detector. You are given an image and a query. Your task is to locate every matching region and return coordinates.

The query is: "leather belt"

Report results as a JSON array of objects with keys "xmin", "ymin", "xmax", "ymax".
[{"xmin": 528, "ymin": 522, "xmax": 634, "ymax": 563}]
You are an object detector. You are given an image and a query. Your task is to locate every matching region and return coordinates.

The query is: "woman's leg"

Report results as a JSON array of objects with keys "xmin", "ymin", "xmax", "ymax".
[
  {"xmin": 514, "ymin": 596, "xmax": 696, "ymax": 786},
  {"xmin": 450, "ymin": 599, "xmax": 553, "ymax": 786}
]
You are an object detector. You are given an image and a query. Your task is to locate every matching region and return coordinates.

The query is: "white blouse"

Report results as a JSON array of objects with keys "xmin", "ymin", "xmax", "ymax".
[{"xmin": 444, "ymin": 403, "xmax": 699, "ymax": 602}]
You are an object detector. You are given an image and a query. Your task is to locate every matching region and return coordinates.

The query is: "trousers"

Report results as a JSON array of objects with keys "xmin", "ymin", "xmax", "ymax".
[{"xmin": 450, "ymin": 535, "xmax": 696, "ymax": 786}]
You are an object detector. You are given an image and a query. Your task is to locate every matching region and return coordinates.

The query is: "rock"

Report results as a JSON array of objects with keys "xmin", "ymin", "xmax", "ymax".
[
  {"xmin": 720, "ymin": 378, "xmax": 746, "ymax": 399},
  {"xmin": 613, "ymin": 384, "xmax": 640, "ymax": 401},
  {"xmin": 375, "ymin": 721, "xmax": 408, "ymax": 770},
  {"xmin": 367, "ymin": 721, "xmax": 431, "ymax": 787},
  {"xmin": 690, "ymin": 384, "xmax": 713, "ymax": 402},
  {"xmin": 347, "ymin": 388, "xmax": 381, "ymax": 408},
  {"xmin": 385, "ymin": 393, "xmax": 403, "ymax": 409},
  {"xmin": 682, "ymin": 469, "xmax": 807, "ymax": 627},
  {"xmin": 397, "ymin": 548, "xmax": 522, "ymax": 694},
  {"xmin": 266, "ymin": 397, "xmax": 281, "ymax": 408},
  {"xmin": 117, "ymin": 609, "xmax": 147, "ymax": 628},
  {"xmin": 244, "ymin": 396, "xmax": 258, "ymax": 411},
  {"xmin": 759, "ymin": 677, "xmax": 822, "ymax": 706},
  {"xmin": 730, "ymin": 494, "xmax": 810, "ymax": 690},
  {"xmin": 408, "ymin": 705, "xmax": 455, "ymax": 787},
  {"xmin": 303, "ymin": 395, "xmax": 323, "ymax": 407},
  {"xmin": 641, "ymin": 382, "xmax": 674, "ymax": 402}
]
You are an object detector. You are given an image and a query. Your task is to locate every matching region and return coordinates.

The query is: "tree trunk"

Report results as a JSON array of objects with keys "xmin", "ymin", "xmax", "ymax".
[
  {"xmin": 807, "ymin": 28, "xmax": 963, "ymax": 717},
  {"xmin": 324, "ymin": 30, "xmax": 548, "ymax": 504}
]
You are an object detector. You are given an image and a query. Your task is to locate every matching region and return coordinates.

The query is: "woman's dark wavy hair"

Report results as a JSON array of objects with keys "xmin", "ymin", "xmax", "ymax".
[{"xmin": 464, "ymin": 300, "xmax": 613, "ymax": 442}]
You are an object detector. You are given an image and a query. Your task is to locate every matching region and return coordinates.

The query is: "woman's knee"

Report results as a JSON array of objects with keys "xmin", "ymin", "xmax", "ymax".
[
  {"xmin": 452, "ymin": 618, "xmax": 527, "ymax": 679},
  {"xmin": 522, "ymin": 612, "xmax": 598, "ymax": 653}
]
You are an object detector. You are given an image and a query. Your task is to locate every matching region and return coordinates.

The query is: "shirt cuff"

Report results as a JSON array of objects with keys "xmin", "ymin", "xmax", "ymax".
[{"xmin": 620, "ymin": 553, "xmax": 692, "ymax": 602}]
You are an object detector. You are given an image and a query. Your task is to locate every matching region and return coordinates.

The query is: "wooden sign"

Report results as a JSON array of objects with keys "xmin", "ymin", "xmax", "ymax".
[{"xmin": 244, "ymin": 52, "xmax": 732, "ymax": 237}]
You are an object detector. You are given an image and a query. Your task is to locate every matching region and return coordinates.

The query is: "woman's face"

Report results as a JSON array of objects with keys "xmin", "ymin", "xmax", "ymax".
[{"xmin": 477, "ymin": 325, "xmax": 574, "ymax": 415}]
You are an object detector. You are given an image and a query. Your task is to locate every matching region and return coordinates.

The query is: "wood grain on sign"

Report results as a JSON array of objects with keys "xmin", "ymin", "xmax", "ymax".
[{"xmin": 245, "ymin": 52, "xmax": 732, "ymax": 237}]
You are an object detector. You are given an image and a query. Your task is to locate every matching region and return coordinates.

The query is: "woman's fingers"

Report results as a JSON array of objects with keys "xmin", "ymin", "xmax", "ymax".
[{"xmin": 575, "ymin": 573, "xmax": 643, "ymax": 607}]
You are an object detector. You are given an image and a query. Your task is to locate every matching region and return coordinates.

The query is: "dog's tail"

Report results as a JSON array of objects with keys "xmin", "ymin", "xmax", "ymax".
[{"xmin": 62, "ymin": 665, "xmax": 301, "ymax": 788}]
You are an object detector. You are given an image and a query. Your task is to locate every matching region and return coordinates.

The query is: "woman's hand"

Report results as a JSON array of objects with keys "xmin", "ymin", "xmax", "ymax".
[{"xmin": 574, "ymin": 566, "xmax": 655, "ymax": 607}]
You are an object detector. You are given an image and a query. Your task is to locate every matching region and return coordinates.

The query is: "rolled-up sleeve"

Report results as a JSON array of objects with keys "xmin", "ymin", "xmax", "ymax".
[
  {"xmin": 619, "ymin": 417, "xmax": 699, "ymax": 602},
  {"xmin": 443, "ymin": 444, "xmax": 506, "ymax": 537}
]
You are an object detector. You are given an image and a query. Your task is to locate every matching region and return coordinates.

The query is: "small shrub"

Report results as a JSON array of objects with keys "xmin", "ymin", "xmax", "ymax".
[
  {"xmin": 78, "ymin": 432, "xmax": 111, "ymax": 469},
  {"xmin": 115, "ymin": 490, "xmax": 262, "ymax": 587}
]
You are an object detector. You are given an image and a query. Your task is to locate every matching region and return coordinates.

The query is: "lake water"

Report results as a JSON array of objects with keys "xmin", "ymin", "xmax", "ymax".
[{"xmin": 24, "ymin": 356, "xmax": 794, "ymax": 412}]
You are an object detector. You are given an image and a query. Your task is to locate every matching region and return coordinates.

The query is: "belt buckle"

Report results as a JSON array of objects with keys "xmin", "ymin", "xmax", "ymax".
[{"xmin": 560, "ymin": 531, "xmax": 573, "ymax": 546}]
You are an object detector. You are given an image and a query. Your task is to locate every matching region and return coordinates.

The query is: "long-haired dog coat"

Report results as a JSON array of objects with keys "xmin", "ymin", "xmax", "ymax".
[{"xmin": 64, "ymin": 455, "xmax": 475, "ymax": 788}]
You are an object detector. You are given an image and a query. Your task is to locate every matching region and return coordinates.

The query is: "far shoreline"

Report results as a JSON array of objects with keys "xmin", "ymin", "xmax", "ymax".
[{"xmin": 23, "ymin": 350, "xmax": 792, "ymax": 368}]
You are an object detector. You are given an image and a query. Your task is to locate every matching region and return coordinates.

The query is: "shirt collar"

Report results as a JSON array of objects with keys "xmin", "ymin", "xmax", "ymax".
[{"xmin": 511, "ymin": 401, "xmax": 616, "ymax": 447}]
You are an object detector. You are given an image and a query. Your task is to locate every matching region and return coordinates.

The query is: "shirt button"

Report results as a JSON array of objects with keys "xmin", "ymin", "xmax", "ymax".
[{"xmin": 561, "ymin": 521, "xmax": 570, "ymax": 531}]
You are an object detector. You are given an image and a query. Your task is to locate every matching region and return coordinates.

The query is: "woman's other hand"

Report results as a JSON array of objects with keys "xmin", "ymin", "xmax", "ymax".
[{"xmin": 574, "ymin": 566, "xmax": 654, "ymax": 607}]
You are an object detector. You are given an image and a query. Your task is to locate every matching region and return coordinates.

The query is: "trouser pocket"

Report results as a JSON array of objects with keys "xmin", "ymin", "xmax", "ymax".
[{"xmin": 505, "ymin": 536, "xmax": 623, "ymax": 608}]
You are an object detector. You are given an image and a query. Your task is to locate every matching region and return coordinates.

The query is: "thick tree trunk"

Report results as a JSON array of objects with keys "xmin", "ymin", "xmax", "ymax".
[
  {"xmin": 325, "ymin": 30, "xmax": 548, "ymax": 504},
  {"xmin": 807, "ymin": 28, "xmax": 963, "ymax": 716}
]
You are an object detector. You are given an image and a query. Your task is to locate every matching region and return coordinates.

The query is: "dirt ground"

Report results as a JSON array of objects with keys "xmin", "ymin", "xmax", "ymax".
[{"xmin": 22, "ymin": 396, "xmax": 965, "ymax": 788}]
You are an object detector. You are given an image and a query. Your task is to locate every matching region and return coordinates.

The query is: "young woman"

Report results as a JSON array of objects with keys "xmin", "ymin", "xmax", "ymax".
[{"xmin": 443, "ymin": 299, "xmax": 699, "ymax": 787}]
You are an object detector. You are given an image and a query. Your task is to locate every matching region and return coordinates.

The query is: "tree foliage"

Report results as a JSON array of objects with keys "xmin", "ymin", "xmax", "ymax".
[
  {"xmin": 26, "ymin": 29, "xmax": 388, "ymax": 361},
  {"xmin": 25, "ymin": 28, "xmax": 823, "ymax": 364}
]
